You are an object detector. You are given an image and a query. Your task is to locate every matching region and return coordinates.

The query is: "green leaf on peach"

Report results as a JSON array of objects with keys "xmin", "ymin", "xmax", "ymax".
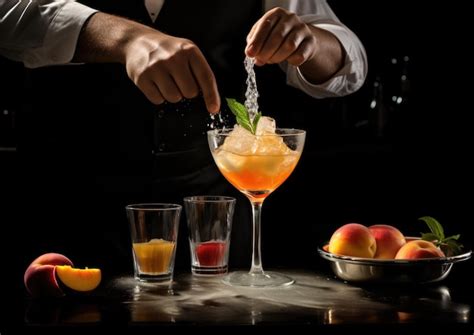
[
  {"xmin": 419, "ymin": 216, "xmax": 445, "ymax": 240},
  {"xmin": 418, "ymin": 216, "xmax": 463, "ymax": 256},
  {"xmin": 421, "ymin": 232, "xmax": 438, "ymax": 242}
]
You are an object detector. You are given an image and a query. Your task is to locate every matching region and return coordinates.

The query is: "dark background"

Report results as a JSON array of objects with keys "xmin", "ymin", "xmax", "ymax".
[{"xmin": 1, "ymin": 1, "xmax": 473, "ymax": 324}]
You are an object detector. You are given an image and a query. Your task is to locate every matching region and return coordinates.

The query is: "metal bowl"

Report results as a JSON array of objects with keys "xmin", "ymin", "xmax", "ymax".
[{"xmin": 318, "ymin": 239, "xmax": 472, "ymax": 284}]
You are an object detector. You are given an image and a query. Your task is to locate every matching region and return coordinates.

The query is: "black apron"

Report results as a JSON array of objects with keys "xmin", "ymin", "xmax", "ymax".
[{"xmin": 19, "ymin": 0, "xmax": 261, "ymax": 273}]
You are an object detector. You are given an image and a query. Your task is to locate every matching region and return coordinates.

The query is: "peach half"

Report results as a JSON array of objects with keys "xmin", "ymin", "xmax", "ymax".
[{"xmin": 24, "ymin": 253, "xmax": 101, "ymax": 297}]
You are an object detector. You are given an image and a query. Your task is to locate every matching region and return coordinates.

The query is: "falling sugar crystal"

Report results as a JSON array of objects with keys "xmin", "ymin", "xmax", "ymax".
[{"xmin": 244, "ymin": 56, "xmax": 259, "ymax": 123}]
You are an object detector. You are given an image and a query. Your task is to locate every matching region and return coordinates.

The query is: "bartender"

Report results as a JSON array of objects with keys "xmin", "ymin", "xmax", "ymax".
[{"xmin": 0, "ymin": 0, "xmax": 367, "ymax": 273}]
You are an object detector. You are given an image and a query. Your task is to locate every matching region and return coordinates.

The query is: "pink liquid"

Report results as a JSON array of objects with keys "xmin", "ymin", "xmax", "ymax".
[{"xmin": 196, "ymin": 241, "xmax": 227, "ymax": 266}]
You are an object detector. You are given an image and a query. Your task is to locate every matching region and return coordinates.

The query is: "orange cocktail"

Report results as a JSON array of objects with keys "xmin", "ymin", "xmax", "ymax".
[
  {"xmin": 213, "ymin": 149, "xmax": 300, "ymax": 201},
  {"xmin": 208, "ymin": 124, "xmax": 305, "ymax": 287}
]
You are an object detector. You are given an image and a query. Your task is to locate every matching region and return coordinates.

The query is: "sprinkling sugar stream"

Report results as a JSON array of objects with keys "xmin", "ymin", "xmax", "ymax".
[
  {"xmin": 244, "ymin": 56, "xmax": 259, "ymax": 123},
  {"xmin": 207, "ymin": 56, "xmax": 258, "ymax": 130}
]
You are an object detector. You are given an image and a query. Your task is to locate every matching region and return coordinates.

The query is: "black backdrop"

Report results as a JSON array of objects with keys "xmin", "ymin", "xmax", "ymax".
[{"xmin": 1, "ymin": 1, "xmax": 473, "ymax": 314}]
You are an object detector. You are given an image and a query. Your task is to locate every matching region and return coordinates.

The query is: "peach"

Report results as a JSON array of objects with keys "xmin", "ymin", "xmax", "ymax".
[
  {"xmin": 24, "ymin": 253, "xmax": 73, "ymax": 298},
  {"xmin": 369, "ymin": 225, "xmax": 406, "ymax": 259},
  {"xmin": 328, "ymin": 223, "xmax": 377, "ymax": 258},
  {"xmin": 395, "ymin": 240, "xmax": 445, "ymax": 259},
  {"xmin": 24, "ymin": 253, "xmax": 101, "ymax": 298}
]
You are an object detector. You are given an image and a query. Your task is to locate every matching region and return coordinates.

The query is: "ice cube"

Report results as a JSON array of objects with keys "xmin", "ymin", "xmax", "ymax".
[
  {"xmin": 222, "ymin": 125, "xmax": 257, "ymax": 154},
  {"xmin": 214, "ymin": 148, "xmax": 247, "ymax": 171},
  {"xmin": 255, "ymin": 135, "xmax": 291, "ymax": 155},
  {"xmin": 149, "ymin": 238, "xmax": 165, "ymax": 244},
  {"xmin": 255, "ymin": 116, "xmax": 276, "ymax": 135}
]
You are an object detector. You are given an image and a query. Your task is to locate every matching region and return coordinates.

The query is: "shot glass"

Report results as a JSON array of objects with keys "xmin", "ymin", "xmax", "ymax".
[
  {"xmin": 184, "ymin": 196, "xmax": 235, "ymax": 276},
  {"xmin": 126, "ymin": 203, "xmax": 181, "ymax": 282}
]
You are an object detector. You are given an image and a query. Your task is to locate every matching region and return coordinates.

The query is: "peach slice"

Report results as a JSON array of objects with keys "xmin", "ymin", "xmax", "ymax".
[
  {"xmin": 56, "ymin": 265, "xmax": 101, "ymax": 292},
  {"xmin": 24, "ymin": 253, "xmax": 101, "ymax": 297}
]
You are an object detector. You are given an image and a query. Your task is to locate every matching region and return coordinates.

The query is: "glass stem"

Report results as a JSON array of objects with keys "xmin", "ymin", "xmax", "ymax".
[{"xmin": 249, "ymin": 200, "xmax": 264, "ymax": 275}]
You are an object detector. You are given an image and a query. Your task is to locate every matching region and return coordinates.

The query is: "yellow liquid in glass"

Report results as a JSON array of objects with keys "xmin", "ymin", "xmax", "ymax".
[{"xmin": 133, "ymin": 239, "xmax": 175, "ymax": 274}]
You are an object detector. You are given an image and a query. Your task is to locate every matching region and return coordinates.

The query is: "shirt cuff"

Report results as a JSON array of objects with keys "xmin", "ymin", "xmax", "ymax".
[
  {"xmin": 285, "ymin": 15, "xmax": 367, "ymax": 98},
  {"xmin": 24, "ymin": 1, "xmax": 98, "ymax": 68}
]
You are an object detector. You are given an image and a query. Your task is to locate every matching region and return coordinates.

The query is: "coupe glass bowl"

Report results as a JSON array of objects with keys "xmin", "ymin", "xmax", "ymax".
[{"xmin": 318, "ymin": 238, "xmax": 471, "ymax": 284}]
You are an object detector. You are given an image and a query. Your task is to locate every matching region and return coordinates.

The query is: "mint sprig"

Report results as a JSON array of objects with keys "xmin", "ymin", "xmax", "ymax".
[
  {"xmin": 419, "ymin": 216, "xmax": 463, "ymax": 256},
  {"xmin": 226, "ymin": 98, "xmax": 261, "ymax": 135}
]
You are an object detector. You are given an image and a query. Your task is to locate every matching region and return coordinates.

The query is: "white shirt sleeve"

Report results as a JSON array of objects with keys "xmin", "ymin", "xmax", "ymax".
[
  {"xmin": 0, "ymin": 0, "xmax": 97, "ymax": 68},
  {"xmin": 265, "ymin": 0, "xmax": 368, "ymax": 98}
]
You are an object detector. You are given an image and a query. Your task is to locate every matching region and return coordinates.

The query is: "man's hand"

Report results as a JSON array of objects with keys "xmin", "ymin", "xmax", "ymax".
[
  {"xmin": 125, "ymin": 32, "xmax": 220, "ymax": 113},
  {"xmin": 245, "ymin": 7, "xmax": 344, "ymax": 84},
  {"xmin": 246, "ymin": 7, "xmax": 317, "ymax": 67},
  {"xmin": 74, "ymin": 13, "xmax": 220, "ymax": 113}
]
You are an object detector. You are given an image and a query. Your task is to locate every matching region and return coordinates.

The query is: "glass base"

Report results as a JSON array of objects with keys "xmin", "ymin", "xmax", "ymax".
[
  {"xmin": 222, "ymin": 271, "xmax": 294, "ymax": 288},
  {"xmin": 134, "ymin": 272, "xmax": 172, "ymax": 283},
  {"xmin": 192, "ymin": 265, "xmax": 228, "ymax": 276}
]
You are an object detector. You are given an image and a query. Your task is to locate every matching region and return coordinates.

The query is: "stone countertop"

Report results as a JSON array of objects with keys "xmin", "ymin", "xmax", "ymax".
[{"xmin": 19, "ymin": 269, "xmax": 472, "ymax": 334}]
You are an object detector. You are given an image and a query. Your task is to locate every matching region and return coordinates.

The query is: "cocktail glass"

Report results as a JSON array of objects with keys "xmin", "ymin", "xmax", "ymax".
[{"xmin": 208, "ymin": 128, "xmax": 305, "ymax": 287}]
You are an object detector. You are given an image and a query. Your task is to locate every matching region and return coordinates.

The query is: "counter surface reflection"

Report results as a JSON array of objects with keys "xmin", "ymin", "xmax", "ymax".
[{"xmin": 22, "ymin": 270, "xmax": 471, "ymax": 333}]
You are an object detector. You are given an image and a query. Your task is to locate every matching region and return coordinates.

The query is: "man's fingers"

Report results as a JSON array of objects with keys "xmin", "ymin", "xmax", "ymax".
[
  {"xmin": 253, "ymin": 19, "xmax": 294, "ymax": 64},
  {"xmin": 153, "ymin": 71, "xmax": 183, "ymax": 103},
  {"xmin": 189, "ymin": 50, "xmax": 220, "ymax": 113},
  {"xmin": 246, "ymin": 8, "xmax": 315, "ymax": 67},
  {"xmin": 267, "ymin": 29, "xmax": 304, "ymax": 64},
  {"xmin": 287, "ymin": 38, "xmax": 314, "ymax": 67},
  {"xmin": 246, "ymin": 16, "xmax": 279, "ymax": 57},
  {"xmin": 246, "ymin": 22, "xmax": 258, "ymax": 44},
  {"xmin": 130, "ymin": 37, "xmax": 219, "ymax": 111},
  {"xmin": 137, "ymin": 79, "xmax": 165, "ymax": 105},
  {"xmin": 170, "ymin": 64, "xmax": 200, "ymax": 99}
]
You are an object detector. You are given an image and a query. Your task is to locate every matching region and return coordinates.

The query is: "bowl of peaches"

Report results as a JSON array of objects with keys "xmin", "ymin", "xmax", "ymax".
[{"xmin": 318, "ymin": 217, "xmax": 471, "ymax": 284}]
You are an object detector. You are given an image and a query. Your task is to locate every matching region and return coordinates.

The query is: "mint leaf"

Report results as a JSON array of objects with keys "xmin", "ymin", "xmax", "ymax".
[
  {"xmin": 226, "ymin": 98, "xmax": 253, "ymax": 134},
  {"xmin": 252, "ymin": 112, "xmax": 262, "ymax": 133},
  {"xmin": 226, "ymin": 98, "xmax": 261, "ymax": 134},
  {"xmin": 419, "ymin": 216, "xmax": 463, "ymax": 256},
  {"xmin": 419, "ymin": 216, "xmax": 445, "ymax": 240},
  {"xmin": 443, "ymin": 234, "xmax": 460, "ymax": 241},
  {"xmin": 421, "ymin": 232, "xmax": 439, "ymax": 242},
  {"xmin": 442, "ymin": 240, "xmax": 464, "ymax": 256}
]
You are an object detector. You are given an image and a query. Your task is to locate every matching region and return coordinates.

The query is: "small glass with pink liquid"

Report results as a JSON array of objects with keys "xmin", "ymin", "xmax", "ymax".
[{"xmin": 184, "ymin": 196, "xmax": 235, "ymax": 276}]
